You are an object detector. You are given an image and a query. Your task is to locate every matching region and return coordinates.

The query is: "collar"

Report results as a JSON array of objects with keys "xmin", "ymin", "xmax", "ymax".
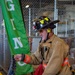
[{"xmin": 46, "ymin": 34, "xmax": 56, "ymax": 43}]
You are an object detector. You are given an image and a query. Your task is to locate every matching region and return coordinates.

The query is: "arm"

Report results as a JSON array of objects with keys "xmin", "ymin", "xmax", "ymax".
[
  {"xmin": 14, "ymin": 44, "xmax": 43, "ymax": 65},
  {"xmin": 26, "ymin": 43, "xmax": 43, "ymax": 65}
]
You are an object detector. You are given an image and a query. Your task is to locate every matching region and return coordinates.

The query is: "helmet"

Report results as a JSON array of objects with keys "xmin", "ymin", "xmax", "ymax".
[{"xmin": 33, "ymin": 16, "xmax": 59, "ymax": 31}]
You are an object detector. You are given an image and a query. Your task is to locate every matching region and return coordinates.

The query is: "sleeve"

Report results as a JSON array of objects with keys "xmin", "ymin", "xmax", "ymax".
[
  {"xmin": 43, "ymin": 42, "xmax": 65, "ymax": 75},
  {"xmin": 29, "ymin": 44, "xmax": 43, "ymax": 65}
]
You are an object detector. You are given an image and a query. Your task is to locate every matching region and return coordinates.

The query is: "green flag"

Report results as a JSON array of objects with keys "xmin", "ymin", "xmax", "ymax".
[{"xmin": 0, "ymin": 0, "xmax": 33, "ymax": 75}]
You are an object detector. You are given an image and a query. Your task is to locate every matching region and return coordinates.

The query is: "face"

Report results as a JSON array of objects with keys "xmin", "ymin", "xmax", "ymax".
[{"xmin": 39, "ymin": 29, "xmax": 47, "ymax": 41}]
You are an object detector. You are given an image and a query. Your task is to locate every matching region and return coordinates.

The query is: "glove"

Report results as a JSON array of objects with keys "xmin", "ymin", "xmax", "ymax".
[{"xmin": 21, "ymin": 54, "xmax": 25, "ymax": 61}]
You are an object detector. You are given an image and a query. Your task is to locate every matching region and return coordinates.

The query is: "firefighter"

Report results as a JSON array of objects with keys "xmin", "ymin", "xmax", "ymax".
[{"xmin": 14, "ymin": 16, "xmax": 72, "ymax": 75}]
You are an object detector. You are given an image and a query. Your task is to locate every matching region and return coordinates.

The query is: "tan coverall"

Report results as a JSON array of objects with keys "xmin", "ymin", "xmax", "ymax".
[{"xmin": 29, "ymin": 34, "xmax": 72, "ymax": 75}]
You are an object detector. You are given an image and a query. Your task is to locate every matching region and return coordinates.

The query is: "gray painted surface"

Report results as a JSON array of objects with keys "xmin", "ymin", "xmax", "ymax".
[{"xmin": 32, "ymin": 37, "xmax": 41, "ymax": 53}]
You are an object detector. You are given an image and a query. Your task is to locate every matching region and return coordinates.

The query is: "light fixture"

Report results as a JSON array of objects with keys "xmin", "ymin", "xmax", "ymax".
[{"xmin": 25, "ymin": 5, "xmax": 29, "ymax": 8}]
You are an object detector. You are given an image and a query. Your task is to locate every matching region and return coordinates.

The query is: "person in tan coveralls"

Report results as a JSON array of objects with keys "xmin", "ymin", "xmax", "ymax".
[{"xmin": 14, "ymin": 16, "xmax": 72, "ymax": 75}]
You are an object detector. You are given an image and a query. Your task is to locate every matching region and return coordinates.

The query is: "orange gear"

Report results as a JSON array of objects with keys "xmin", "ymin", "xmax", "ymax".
[
  {"xmin": 24, "ymin": 54, "xmax": 31, "ymax": 64},
  {"xmin": 62, "ymin": 57, "xmax": 70, "ymax": 67},
  {"xmin": 43, "ymin": 63, "xmax": 47, "ymax": 68}
]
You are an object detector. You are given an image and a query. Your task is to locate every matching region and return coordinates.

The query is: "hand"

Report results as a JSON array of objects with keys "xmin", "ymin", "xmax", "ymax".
[{"xmin": 14, "ymin": 54, "xmax": 22, "ymax": 61}]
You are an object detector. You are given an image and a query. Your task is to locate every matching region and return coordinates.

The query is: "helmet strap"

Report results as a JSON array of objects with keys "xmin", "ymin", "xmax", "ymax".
[
  {"xmin": 44, "ymin": 28, "xmax": 51, "ymax": 42},
  {"xmin": 43, "ymin": 33, "xmax": 49, "ymax": 42},
  {"xmin": 46, "ymin": 33, "xmax": 49, "ymax": 41}
]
